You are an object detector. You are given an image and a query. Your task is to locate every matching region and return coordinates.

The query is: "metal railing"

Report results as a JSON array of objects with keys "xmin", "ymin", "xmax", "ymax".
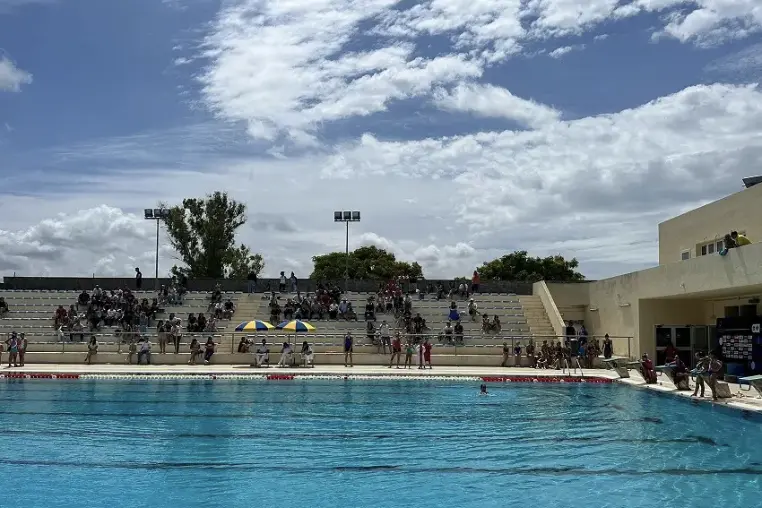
[{"xmin": 25, "ymin": 330, "xmax": 634, "ymax": 359}]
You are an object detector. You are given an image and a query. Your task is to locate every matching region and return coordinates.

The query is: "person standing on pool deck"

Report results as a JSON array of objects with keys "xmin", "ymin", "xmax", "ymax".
[
  {"xmin": 706, "ymin": 352, "xmax": 723, "ymax": 401},
  {"xmin": 389, "ymin": 333, "xmax": 402, "ymax": 368},
  {"xmin": 404, "ymin": 340, "xmax": 414, "ymax": 368},
  {"xmin": 6, "ymin": 332, "xmax": 19, "ymax": 367},
  {"xmin": 602, "ymin": 334, "xmax": 613, "ymax": 359},
  {"xmin": 422, "ymin": 339, "xmax": 432, "ymax": 369},
  {"xmin": 691, "ymin": 352, "xmax": 708, "ymax": 397},
  {"xmin": 344, "ymin": 331, "xmax": 354, "ymax": 367},
  {"xmin": 18, "ymin": 333, "xmax": 27, "ymax": 367}
]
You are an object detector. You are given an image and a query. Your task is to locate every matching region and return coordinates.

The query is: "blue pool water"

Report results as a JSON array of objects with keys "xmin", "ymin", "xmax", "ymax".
[{"xmin": 1, "ymin": 380, "xmax": 761, "ymax": 508}]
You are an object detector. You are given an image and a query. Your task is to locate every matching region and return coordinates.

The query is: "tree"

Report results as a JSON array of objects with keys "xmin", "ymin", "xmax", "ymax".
[
  {"xmin": 161, "ymin": 191, "xmax": 265, "ymax": 279},
  {"xmin": 477, "ymin": 250, "xmax": 585, "ymax": 282},
  {"xmin": 311, "ymin": 246, "xmax": 423, "ymax": 281}
]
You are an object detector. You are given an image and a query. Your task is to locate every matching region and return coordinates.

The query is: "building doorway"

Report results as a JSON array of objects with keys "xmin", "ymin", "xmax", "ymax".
[{"xmin": 655, "ymin": 325, "xmax": 710, "ymax": 367}]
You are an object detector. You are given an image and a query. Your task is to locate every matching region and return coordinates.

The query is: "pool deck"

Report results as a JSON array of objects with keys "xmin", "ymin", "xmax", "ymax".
[{"xmin": 2, "ymin": 364, "xmax": 761, "ymax": 414}]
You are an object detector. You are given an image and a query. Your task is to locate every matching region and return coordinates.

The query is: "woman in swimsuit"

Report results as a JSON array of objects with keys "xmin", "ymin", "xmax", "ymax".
[
  {"xmin": 18, "ymin": 333, "xmax": 27, "ymax": 367},
  {"xmin": 422, "ymin": 339, "xmax": 432, "ymax": 369},
  {"xmin": 389, "ymin": 333, "xmax": 402, "ymax": 368},
  {"xmin": 6, "ymin": 333, "xmax": 19, "ymax": 367},
  {"xmin": 344, "ymin": 332, "xmax": 353, "ymax": 367}
]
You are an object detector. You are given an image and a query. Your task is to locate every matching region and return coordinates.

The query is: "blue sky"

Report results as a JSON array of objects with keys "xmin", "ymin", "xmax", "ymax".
[{"xmin": 1, "ymin": 0, "xmax": 761, "ymax": 279}]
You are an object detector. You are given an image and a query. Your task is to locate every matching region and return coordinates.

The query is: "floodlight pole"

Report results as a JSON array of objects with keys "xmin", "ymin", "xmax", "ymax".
[
  {"xmin": 154, "ymin": 219, "xmax": 160, "ymax": 290},
  {"xmin": 345, "ymin": 220, "xmax": 349, "ymax": 292},
  {"xmin": 334, "ymin": 211, "xmax": 360, "ymax": 294}
]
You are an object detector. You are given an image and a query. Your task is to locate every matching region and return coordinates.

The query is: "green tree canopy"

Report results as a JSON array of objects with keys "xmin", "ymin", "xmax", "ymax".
[
  {"xmin": 477, "ymin": 250, "xmax": 585, "ymax": 282},
  {"xmin": 311, "ymin": 246, "xmax": 423, "ymax": 281},
  {"xmin": 161, "ymin": 191, "xmax": 265, "ymax": 280}
]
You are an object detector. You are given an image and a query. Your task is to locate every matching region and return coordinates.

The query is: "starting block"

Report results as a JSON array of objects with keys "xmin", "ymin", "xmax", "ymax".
[
  {"xmin": 656, "ymin": 365, "xmax": 690, "ymax": 390},
  {"xmin": 739, "ymin": 374, "xmax": 762, "ymax": 398},
  {"xmin": 601, "ymin": 356, "xmax": 630, "ymax": 378}
]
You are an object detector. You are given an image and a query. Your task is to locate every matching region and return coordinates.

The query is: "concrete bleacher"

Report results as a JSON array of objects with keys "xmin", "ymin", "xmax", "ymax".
[
  {"xmin": 0, "ymin": 288, "xmax": 562, "ymax": 367},
  {"xmin": 0, "ymin": 289, "xmax": 247, "ymax": 343}
]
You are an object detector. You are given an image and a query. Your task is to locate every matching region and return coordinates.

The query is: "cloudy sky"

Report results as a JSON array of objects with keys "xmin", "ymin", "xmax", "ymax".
[{"xmin": 1, "ymin": 0, "xmax": 761, "ymax": 280}]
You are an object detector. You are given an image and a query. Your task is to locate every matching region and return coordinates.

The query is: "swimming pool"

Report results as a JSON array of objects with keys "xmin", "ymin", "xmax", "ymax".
[{"xmin": 1, "ymin": 380, "xmax": 760, "ymax": 508}]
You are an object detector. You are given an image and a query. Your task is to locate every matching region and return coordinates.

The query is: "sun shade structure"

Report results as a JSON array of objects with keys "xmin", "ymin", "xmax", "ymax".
[
  {"xmin": 276, "ymin": 320, "xmax": 316, "ymax": 332},
  {"xmin": 234, "ymin": 320, "xmax": 275, "ymax": 332}
]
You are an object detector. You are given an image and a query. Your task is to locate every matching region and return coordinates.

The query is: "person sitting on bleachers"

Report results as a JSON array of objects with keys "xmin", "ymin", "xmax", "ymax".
[
  {"xmin": 328, "ymin": 301, "xmax": 339, "ymax": 319},
  {"xmin": 364, "ymin": 297, "xmax": 376, "ymax": 321},
  {"xmin": 188, "ymin": 338, "xmax": 202, "ymax": 364},
  {"xmin": 440, "ymin": 322, "xmax": 454, "ymax": 344},
  {"xmin": 92, "ymin": 285, "xmax": 103, "ymax": 302},
  {"xmin": 468, "ymin": 299, "xmax": 478, "ymax": 321},
  {"xmin": 77, "ymin": 290, "xmax": 90, "ymax": 310},
  {"xmin": 277, "ymin": 342, "xmax": 293, "ymax": 367},
  {"xmin": 301, "ymin": 341, "xmax": 314, "ymax": 367},
  {"xmin": 454, "ymin": 321, "xmax": 464, "ymax": 344},
  {"xmin": 491, "ymin": 316, "xmax": 501, "ymax": 333},
  {"xmin": 255, "ymin": 339, "xmax": 269, "ymax": 367},
  {"xmin": 203, "ymin": 337, "xmax": 216, "ymax": 365},
  {"xmin": 238, "ymin": 337, "xmax": 250, "ymax": 353},
  {"xmin": 283, "ymin": 299, "xmax": 295, "ymax": 320},
  {"xmin": 448, "ymin": 301, "xmax": 460, "ymax": 322},
  {"xmin": 197, "ymin": 313, "xmax": 207, "ymax": 333},
  {"xmin": 104, "ymin": 307, "xmax": 116, "ymax": 326},
  {"xmin": 269, "ymin": 301, "xmax": 281, "ymax": 324},
  {"xmin": 338, "ymin": 299, "xmax": 349, "ymax": 319},
  {"xmin": 187, "ymin": 313, "xmax": 197, "ymax": 332},
  {"xmin": 403, "ymin": 294, "xmax": 412, "ymax": 314},
  {"xmin": 0, "ymin": 297, "xmax": 8, "ymax": 317},
  {"xmin": 526, "ymin": 341, "xmax": 536, "ymax": 368},
  {"xmin": 458, "ymin": 281, "xmax": 469, "ymax": 299},
  {"xmin": 345, "ymin": 302, "xmax": 357, "ymax": 320},
  {"xmin": 54, "ymin": 305, "xmax": 68, "ymax": 328},
  {"xmin": 223, "ymin": 299, "xmax": 235, "ymax": 319}
]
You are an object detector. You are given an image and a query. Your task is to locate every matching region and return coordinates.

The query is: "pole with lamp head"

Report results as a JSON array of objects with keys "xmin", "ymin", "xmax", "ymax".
[
  {"xmin": 144, "ymin": 208, "xmax": 169, "ymax": 290},
  {"xmin": 334, "ymin": 210, "xmax": 361, "ymax": 294}
]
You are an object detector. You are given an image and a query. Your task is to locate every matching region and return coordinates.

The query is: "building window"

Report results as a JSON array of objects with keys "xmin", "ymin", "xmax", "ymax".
[
  {"xmin": 700, "ymin": 245, "xmax": 707, "ymax": 256},
  {"xmin": 681, "ymin": 250, "xmax": 690, "ymax": 261},
  {"xmin": 707, "ymin": 243, "xmax": 715, "ymax": 254},
  {"xmin": 716, "ymin": 241, "xmax": 723, "ymax": 252}
]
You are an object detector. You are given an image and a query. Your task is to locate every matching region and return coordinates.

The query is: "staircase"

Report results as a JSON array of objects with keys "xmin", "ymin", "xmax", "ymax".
[{"xmin": 518, "ymin": 295, "xmax": 556, "ymax": 340}]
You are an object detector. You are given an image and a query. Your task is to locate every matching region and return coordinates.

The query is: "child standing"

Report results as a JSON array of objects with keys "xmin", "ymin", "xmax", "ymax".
[{"xmin": 404, "ymin": 341, "xmax": 414, "ymax": 369}]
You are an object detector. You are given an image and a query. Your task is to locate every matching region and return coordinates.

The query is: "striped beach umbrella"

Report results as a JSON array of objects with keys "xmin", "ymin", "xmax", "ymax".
[
  {"xmin": 234, "ymin": 320, "xmax": 275, "ymax": 332},
  {"xmin": 276, "ymin": 319, "xmax": 316, "ymax": 332}
]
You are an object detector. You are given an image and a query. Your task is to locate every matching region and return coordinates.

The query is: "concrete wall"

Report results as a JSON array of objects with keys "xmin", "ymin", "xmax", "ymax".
[
  {"xmin": 658, "ymin": 183, "xmax": 762, "ymax": 265},
  {"xmin": 532, "ymin": 281, "xmax": 566, "ymax": 337},
  {"xmin": 545, "ymin": 282, "xmax": 590, "ymax": 322},
  {"xmin": 1, "ymin": 276, "xmax": 533, "ymax": 294},
  {"xmin": 538, "ymin": 243, "xmax": 762, "ymax": 358},
  {"xmin": 588, "ymin": 242, "xmax": 762, "ymax": 358}
]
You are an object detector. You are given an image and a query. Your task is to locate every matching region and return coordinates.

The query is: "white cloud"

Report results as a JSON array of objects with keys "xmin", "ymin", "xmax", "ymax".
[
  {"xmin": 432, "ymin": 83, "xmax": 561, "ymax": 128},
  {"xmin": 0, "ymin": 0, "xmax": 54, "ymax": 13},
  {"xmin": 6, "ymin": 83, "xmax": 757, "ymax": 280},
  {"xmin": 0, "ymin": 56, "xmax": 32, "ymax": 92},
  {"xmin": 548, "ymin": 45, "xmax": 580, "ymax": 58},
  {"xmin": 198, "ymin": 0, "xmax": 483, "ymax": 145}
]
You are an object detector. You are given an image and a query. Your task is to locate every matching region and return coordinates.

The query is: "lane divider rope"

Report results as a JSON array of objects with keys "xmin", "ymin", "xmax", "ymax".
[{"xmin": 1, "ymin": 372, "xmax": 613, "ymax": 383}]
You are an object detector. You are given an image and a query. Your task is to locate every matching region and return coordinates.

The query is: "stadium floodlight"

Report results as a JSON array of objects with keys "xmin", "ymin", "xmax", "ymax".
[
  {"xmin": 333, "ymin": 211, "xmax": 361, "ymax": 292},
  {"xmin": 144, "ymin": 207, "xmax": 168, "ymax": 289}
]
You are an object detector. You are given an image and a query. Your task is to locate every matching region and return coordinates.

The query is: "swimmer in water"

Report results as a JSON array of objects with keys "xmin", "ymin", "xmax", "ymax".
[{"xmin": 480, "ymin": 384, "xmax": 488, "ymax": 395}]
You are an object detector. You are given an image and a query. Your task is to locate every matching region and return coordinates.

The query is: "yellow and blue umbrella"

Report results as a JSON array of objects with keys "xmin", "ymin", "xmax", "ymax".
[
  {"xmin": 276, "ymin": 319, "xmax": 316, "ymax": 332},
  {"xmin": 235, "ymin": 320, "xmax": 275, "ymax": 332}
]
